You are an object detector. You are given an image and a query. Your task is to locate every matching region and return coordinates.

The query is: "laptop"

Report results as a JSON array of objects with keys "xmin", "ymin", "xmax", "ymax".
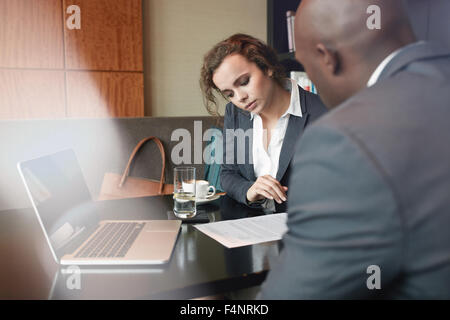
[{"xmin": 17, "ymin": 149, "xmax": 181, "ymax": 265}]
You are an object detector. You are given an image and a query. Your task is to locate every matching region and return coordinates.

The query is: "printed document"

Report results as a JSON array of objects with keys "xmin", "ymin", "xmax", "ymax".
[{"xmin": 194, "ymin": 213, "xmax": 288, "ymax": 248}]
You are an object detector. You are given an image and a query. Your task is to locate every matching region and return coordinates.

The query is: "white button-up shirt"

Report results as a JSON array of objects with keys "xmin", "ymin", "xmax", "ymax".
[{"xmin": 250, "ymin": 78, "xmax": 302, "ymax": 210}]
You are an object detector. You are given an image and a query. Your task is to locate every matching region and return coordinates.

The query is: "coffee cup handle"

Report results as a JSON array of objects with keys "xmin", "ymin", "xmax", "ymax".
[{"xmin": 206, "ymin": 186, "xmax": 216, "ymax": 197}]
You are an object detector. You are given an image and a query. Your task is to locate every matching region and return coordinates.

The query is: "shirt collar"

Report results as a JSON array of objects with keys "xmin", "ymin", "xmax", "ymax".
[
  {"xmin": 250, "ymin": 78, "xmax": 302, "ymax": 120},
  {"xmin": 367, "ymin": 41, "xmax": 426, "ymax": 87}
]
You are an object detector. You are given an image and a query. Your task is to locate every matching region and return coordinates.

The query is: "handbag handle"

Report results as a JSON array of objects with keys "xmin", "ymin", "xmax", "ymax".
[{"xmin": 119, "ymin": 136, "xmax": 167, "ymax": 194}]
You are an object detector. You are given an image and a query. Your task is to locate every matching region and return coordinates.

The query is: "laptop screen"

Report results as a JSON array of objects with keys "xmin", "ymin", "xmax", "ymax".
[{"xmin": 18, "ymin": 149, "xmax": 97, "ymax": 256}]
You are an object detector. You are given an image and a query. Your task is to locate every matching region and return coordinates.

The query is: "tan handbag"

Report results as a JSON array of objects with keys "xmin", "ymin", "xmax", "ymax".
[{"xmin": 98, "ymin": 136, "xmax": 174, "ymax": 201}]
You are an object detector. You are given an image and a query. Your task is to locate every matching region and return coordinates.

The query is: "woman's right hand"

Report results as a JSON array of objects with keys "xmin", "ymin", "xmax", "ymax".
[{"xmin": 246, "ymin": 175, "xmax": 288, "ymax": 204}]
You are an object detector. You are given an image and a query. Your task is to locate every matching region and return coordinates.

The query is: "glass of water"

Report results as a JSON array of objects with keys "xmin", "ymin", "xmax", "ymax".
[{"xmin": 173, "ymin": 167, "xmax": 196, "ymax": 218}]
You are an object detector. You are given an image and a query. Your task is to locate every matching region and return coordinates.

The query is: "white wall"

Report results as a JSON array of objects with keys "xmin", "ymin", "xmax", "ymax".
[{"xmin": 143, "ymin": 0, "xmax": 267, "ymax": 117}]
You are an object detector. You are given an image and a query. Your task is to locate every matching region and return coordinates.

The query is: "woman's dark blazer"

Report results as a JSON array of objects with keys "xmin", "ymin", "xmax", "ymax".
[{"xmin": 220, "ymin": 85, "xmax": 327, "ymax": 212}]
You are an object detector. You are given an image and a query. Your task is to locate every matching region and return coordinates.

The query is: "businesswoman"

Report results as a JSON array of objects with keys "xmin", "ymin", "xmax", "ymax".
[{"xmin": 200, "ymin": 33, "xmax": 327, "ymax": 212}]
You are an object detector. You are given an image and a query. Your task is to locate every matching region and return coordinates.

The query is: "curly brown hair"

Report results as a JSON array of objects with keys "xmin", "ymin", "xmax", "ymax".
[{"xmin": 200, "ymin": 33, "xmax": 285, "ymax": 117}]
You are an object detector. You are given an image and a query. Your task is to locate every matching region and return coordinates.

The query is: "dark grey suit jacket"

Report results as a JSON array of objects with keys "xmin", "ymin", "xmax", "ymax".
[
  {"xmin": 220, "ymin": 85, "xmax": 327, "ymax": 212},
  {"xmin": 259, "ymin": 42, "xmax": 450, "ymax": 299}
]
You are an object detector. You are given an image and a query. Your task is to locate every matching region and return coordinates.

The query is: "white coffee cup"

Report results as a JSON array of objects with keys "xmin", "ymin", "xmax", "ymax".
[
  {"xmin": 182, "ymin": 180, "xmax": 216, "ymax": 199},
  {"xmin": 196, "ymin": 180, "xmax": 216, "ymax": 199}
]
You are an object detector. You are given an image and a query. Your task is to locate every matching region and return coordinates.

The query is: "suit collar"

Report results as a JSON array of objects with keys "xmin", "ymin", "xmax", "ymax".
[
  {"xmin": 276, "ymin": 113, "xmax": 308, "ymax": 181},
  {"xmin": 277, "ymin": 85, "xmax": 310, "ymax": 181},
  {"xmin": 237, "ymin": 109, "xmax": 256, "ymax": 181},
  {"xmin": 367, "ymin": 45, "xmax": 405, "ymax": 87},
  {"xmin": 379, "ymin": 42, "xmax": 450, "ymax": 82}
]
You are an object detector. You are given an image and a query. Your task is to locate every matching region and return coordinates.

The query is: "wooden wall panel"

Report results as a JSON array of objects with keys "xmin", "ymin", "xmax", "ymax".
[
  {"xmin": 66, "ymin": 71, "xmax": 144, "ymax": 118},
  {"xmin": 0, "ymin": 0, "xmax": 144, "ymax": 119},
  {"xmin": 0, "ymin": 70, "xmax": 66, "ymax": 119},
  {"xmin": 64, "ymin": 0, "xmax": 143, "ymax": 71},
  {"xmin": 0, "ymin": 0, "xmax": 64, "ymax": 69}
]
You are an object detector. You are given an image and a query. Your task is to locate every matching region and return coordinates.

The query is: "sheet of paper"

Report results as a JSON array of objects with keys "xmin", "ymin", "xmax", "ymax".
[{"xmin": 194, "ymin": 213, "xmax": 288, "ymax": 248}]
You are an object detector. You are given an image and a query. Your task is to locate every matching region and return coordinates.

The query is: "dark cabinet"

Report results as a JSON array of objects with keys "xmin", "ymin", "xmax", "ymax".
[{"xmin": 267, "ymin": 0, "xmax": 303, "ymax": 75}]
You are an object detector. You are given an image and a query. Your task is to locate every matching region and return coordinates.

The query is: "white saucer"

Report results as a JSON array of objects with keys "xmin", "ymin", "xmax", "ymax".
[{"xmin": 195, "ymin": 194, "xmax": 221, "ymax": 205}]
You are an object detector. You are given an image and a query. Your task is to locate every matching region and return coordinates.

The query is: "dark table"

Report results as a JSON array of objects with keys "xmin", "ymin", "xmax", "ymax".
[{"xmin": 0, "ymin": 195, "xmax": 281, "ymax": 299}]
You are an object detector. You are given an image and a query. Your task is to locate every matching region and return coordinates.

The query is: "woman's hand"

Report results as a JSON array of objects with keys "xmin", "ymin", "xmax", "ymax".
[{"xmin": 246, "ymin": 175, "xmax": 288, "ymax": 204}]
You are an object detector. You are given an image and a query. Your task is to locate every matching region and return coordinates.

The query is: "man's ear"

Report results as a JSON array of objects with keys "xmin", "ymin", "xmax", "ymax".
[{"xmin": 316, "ymin": 43, "xmax": 340, "ymax": 75}]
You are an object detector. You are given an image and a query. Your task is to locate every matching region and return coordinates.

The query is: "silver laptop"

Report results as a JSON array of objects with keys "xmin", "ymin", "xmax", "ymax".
[{"xmin": 17, "ymin": 149, "xmax": 181, "ymax": 265}]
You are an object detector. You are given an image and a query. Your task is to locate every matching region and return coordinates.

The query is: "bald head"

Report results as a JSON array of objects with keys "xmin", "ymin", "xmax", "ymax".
[{"xmin": 294, "ymin": 0, "xmax": 416, "ymax": 108}]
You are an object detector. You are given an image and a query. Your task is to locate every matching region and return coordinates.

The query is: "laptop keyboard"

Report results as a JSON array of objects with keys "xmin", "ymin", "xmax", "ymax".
[{"xmin": 75, "ymin": 222, "xmax": 145, "ymax": 258}]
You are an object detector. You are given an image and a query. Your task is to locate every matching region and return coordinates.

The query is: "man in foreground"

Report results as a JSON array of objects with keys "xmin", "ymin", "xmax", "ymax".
[{"xmin": 259, "ymin": 0, "xmax": 450, "ymax": 299}]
